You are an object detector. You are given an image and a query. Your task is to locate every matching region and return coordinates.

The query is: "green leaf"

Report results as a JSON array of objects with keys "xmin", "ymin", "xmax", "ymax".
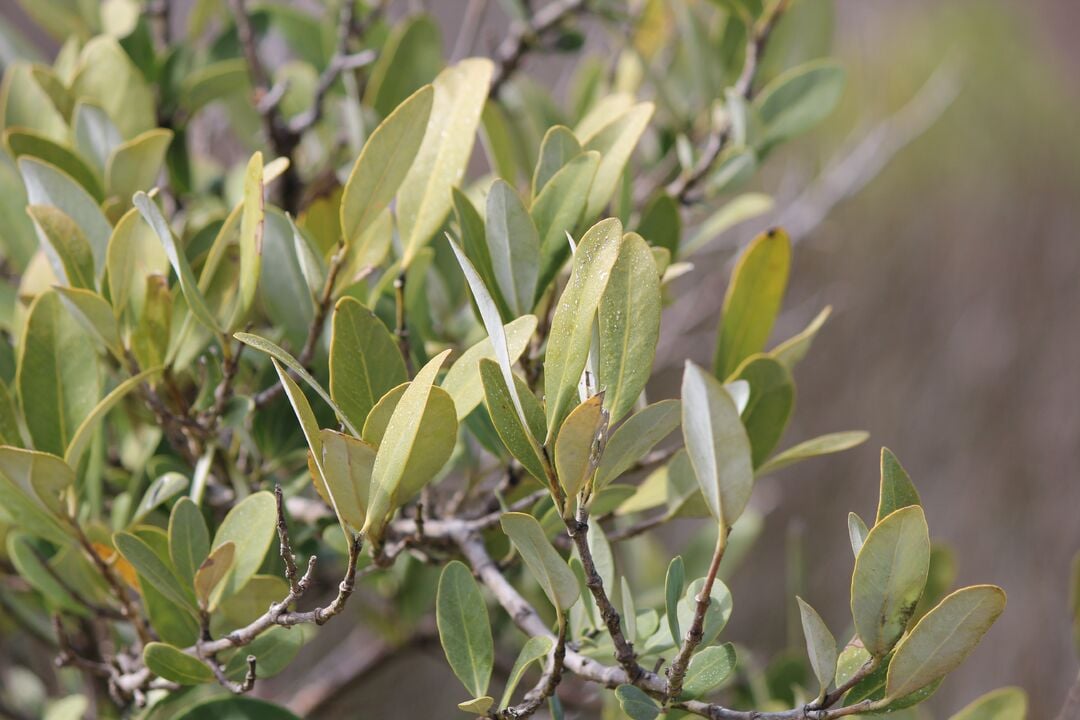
[
  {"xmin": 363, "ymin": 14, "xmax": 442, "ymax": 118},
  {"xmin": 877, "ymin": 447, "xmax": 921, "ymax": 523},
  {"xmin": 235, "ymin": 332, "xmax": 360, "ymax": 436},
  {"xmin": 531, "ymin": 151, "xmax": 600, "ymax": 299},
  {"xmin": 772, "ymin": 306, "xmax": 831, "ymax": 369},
  {"xmin": 796, "ymin": 597, "xmax": 837, "ymax": 698},
  {"xmin": 581, "ymin": 102, "xmax": 654, "ymax": 220},
  {"xmin": 885, "ymin": 585, "xmax": 1007, "ymax": 700},
  {"xmin": 500, "ymin": 635, "xmax": 554, "ymax": 707},
  {"xmin": 614, "ymin": 684, "xmax": 659, "ymax": 720},
  {"xmin": 554, "ymin": 394, "xmax": 608, "ymax": 513},
  {"xmin": 457, "ymin": 697, "xmax": 495, "ymax": 715},
  {"xmin": 64, "ymin": 367, "xmax": 161, "ymax": 467},
  {"xmin": 211, "ymin": 491, "xmax": 278, "ymax": 601},
  {"xmin": 0, "ymin": 449, "xmax": 73, "ymax": 544},
  {"xmin": 143, "ymin": 642, "xmax": 213, "ymax": 685},
  {"xmin": 0, "ymin": 381, "xmax": 22, "ymax": 447},
  {"xmin": 948, "ymin": 687, "xmax": 1027, "ymax": 720},
  {"xmin": 169, "ymin": 497, "xmax": 209, "ymax": 588},
  {"xmin": 682, "ymin": 193, "xmax": 776, "ymax": 257},
  {"xmin": 70, "ymin": 37, "xmax": 155, "ymax": 138},
  {"xmin": 104, "ymin": 128, "xmax": 173, "ymax": 204},
  {"xmin": 851, "ymin": 506, "xmax": 930, "ymax": 657},
  {"xmin": 754, "ymin": 60, "xmax": 845, "ymax": 152},
  {"xmin": 637, "ymin": 193, "xmax": 681, "ymax": 257},
  {"xmin": 544, "ymin": 218, "xmax": 623, "ymax": 439},
  {"xmin": 532, "ymin": 125, "xmax": 582, "ymax": 198},
  {"xmin": 105, "ymin": 207, "xmax": 169, "ymax": 318},
  {"xmin": 131, "ymin": 473, "xmax": 189, "ymax": 526},
  {"xmin": 665, "ymin": 555, "xmax": 685, "ymax": 648},
  {"xmin": 223, "ymin": 625, "xmax": 304, "ymax": 681},
  {"xmin": 500, "ymin": 512, "xmax": 579, "ymax": 613},
  {"xmin": 681, "ymin": 361, "xmax": 754, "ymax": 527},
  {"xmin": 6, "ymin": 129, "xmax": 104, "ymax": 201},
  {"xmin": 178, "ymin": 59, "xmax": 251, "ymax": 115},
  {"xmin": 114, "ymin": 531, "xmax": 195, "ymax": 612},
  {"xmin": 341, "ymin": 85, "xmax": 434, "ymax": 245},
  {"xmin": 437, "ymin": 560, "xmax": 494, "ymax": 698},
  {"xmin": 479, "ymin": 359, "xmax": 547, "ymax": 482},
  {"xmin": 486, "ymin": 179, "xmax": 540, "ymax": 317},
  {"xmin": 732, "ymin": 355, "xmax": 794, "ymax": 467},
  {"xmin": 194, "ymin": 540, "xmax": 235, "ymax": 611},
  {"xmin": 361, "ymin": 383, "xmax": 408, "ymax": 447},
  {"xmin": 232, "ymin": 151, "xmax": 264, "ymax": 328},
  {"xmin": 397, "ymin": 58, "xmax": 492, "ymax": 266},
  {"xmin": 17, "ymin": 290, "xmax": 100, "ymax": 456},
  {"xmin": 7, "ymin": 533, "xmax": 86, "ymax": 615},
  {"xmin": 593, "ymin": 399, "xmax": 680, "ymax": 491},
  {"xmin": 756, "ymin": 431, "xmax": 869, "ymax": 476},
  {"xmin": 329, "ymin": 297, "xmax": 408, "ymax": 432},
  {"xmin": 714, "ymin": 228, "xmax": 791, "ymax": 379},
  {"xmin": 847, "ymin": 512, "xmax": 868, "ymax": 558},
  {"xmin": 363, "ymin": 351, "xmax": 458, "ymax": 538},
  {"xmin": 316, "ymin": 428, "xmax": 376, "ymax": 533},
  {"xmin": 598, "ymin": 232, "xmax": 660, "ymax": 423},
  {"xmin": 683, "ymin": 643, "xmax": 737, "ymax": 698},
  {"xmin": 26, "ymin": 205, "xmax": 95, "ymax": 290},
  {"xmin": 173, "ymin": 697, "xmax": 300, "ymax": 720},
  {"xmin": 441, "ymin": 315, "xmax": 537, "ymax": 421},
  {"xmin": 134, "ymin": 191, "xmax": 222, "ymax": 334},
  {"xmin": 677, "ymin": 577, "xmax": 733, "ymax": 648},
  {"xmin": 55, "ymin": 287, "xmax": 122, "ymax": 356}
]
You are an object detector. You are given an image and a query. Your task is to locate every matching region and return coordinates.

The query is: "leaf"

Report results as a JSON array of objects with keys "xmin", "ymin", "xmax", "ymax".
[
  {"xmin": 544, "ymin": 218, "xmax": 623, "ymax": 439},
  {"xmin": 441, "ymin": 315, "xmax": 537, "ymax": 420},
  {"xmin": 194, "ymin": 541, "xmax": 235, "ymax": 611},
  {"xmin": 500, "ymin": 636, "xmax": 554, "ymax": 707},
  {"xmin": 173, "ymin": 697, "xmax": 300, "ymax": 720},
  {"xmin": 682, "ymin": 193, "xmax": 776, "ymax": 257},
  {"xmin": 665, "ymin": 556, "xmax": 685, "ymax": 648},
  {"xmin": 211, "ymin": 491, "xmax": 277, "ymax": 601},
  {"xmin": 256, "ymin": 211, "xmax": 316, "ymax": 348},
  {"xmin": 64, "ymin": 367, "xmax": 161, "ymax": 467},
  {"xmin": 681, "ymin": 361, "xmax": 754, "ymax": 527},
  {"xmin": 554, "ymin": 394, "xmax": 607, "ymax": 512},
  {"xmin": 134, "ymin": 191, "xmax": 222, "ymax": 334},
  {"xmin": 341, "ymin": 85, "xmax": 434, "ymax": 245},
  {"xmin": 363, "ymin": 14, "xmax": 442, "ymax": 118},
  {"xmin": 55, "ymin": 287, "xmax": 122, "ymax": 356},
  {"xmin": 637, "ymin": 193, "xmax": 681, "ymax": 257},
  {"xmin": 328, "ymin": 297, "xmax": 408, "ymax": 432},
  {"xmin": 847, "ymin": 512, "xmax": 869, "ymax": 558},
  {"xmin": 397, "ymin": 58, "xmax": 493, "ymax": 266},
  {"xmin": 457, "ymin": 697, "xmax": 495, "ymax": 715},
  {"xmin": 877, "ymin": 447, "xmax": 921, "ymax": 523},
  {"xmin": 754, "ymin": 60, "xmax": 845, "ymax": 152},
  {"xmin": 72, "ymin": 102, "xmax": 121, "ymax": 176},
  {"xmin": 486, "ymin": 179, "xmax": 540, "ymax": 317},
  {"xmin": 104, "ymin": 128, "xmax": 173, "ymax": 204},
  {"xmin": 16, "ymin": 290, "xmax": 100, "ymax": 456},
  {"xmin": 232, "ymin": 151, "xmax": 264, "ymax": 328},
  {"xmin": 7, "ymin": 533, "xmax": 86, "ymax": 615},
  {"xmin": 756, "ymin": 431, "xmax": 869, "ymax": 476},
  {"xmin": 70, "ymin": 37, "xmax": 155, "ymax": 138},
  {"xmin": 26, "ymin": 205, "xmax": 95, "ymax": 289},
  {"xmin": 361, "ymin": 383, "xmax": 408, "ymax": 447},
  {"xmin": 479, "ymin": 359, "xmax": 547, "ymax": 482},
  {"xmin": 714, "ymin": 228, "xmax": 791, "ymax": 379},
  {"xmin": 143, "ymin": 642, "xmax": 213, "ymax": 685},
  {"xmin": 851, "ymin": 506, "xmax": 930, "ymax": 657},
  {"xmin": 235, "ymin": 332, "xmax": 360, "ymax": 436},
  {"xmin": 582, "ymin": 102, "xmax": 654, "ymax": 219},
  {"xmin": 223, "ymin": 625, "xmax": 304, "ymax": 681},
  {"xmin": 114, "ymin": 532, "xmax": 195, "ymax": 612},
  {"xmin": 732, "ymin": 355, "xmax": 794, "ymax": 467},
  {"xmin": 593, "ymin": 399, "xmax": 680, "ymax": 491},
  {"xmin": 772, "ymin": 306, "xmax": 831, "ymax": 369},
  {"xmin": 531, "ymin": 151, "xmax": 600, "ymax": 299},
  {"xmin": 437, "ymin": 560, "xmax": 494, "ymax": 698},
  {"xmin": 683, "ymin": 643, "xmax": 737, "ymax": 698},
  {"xmin": 169, "ymin": 497, "xmax": 209, "ymax": 588},
  {"xmin": 500, "ymin": 512, "xmax": 579, "ymax": 613},
  {"xmin": 363, "ymin": 351, "xmax": 458, "ymax": 538},
  {"xmin": 532, "ymin": 125, "xmax": 582, "ymax": 198},
  {"xmin": 885, "ymin": 586, "xmax": 1007, "ymax": 700},
  {"xmin": 131, "ymin": 473, "xmax": 188, "ymax": 526},
  {"xmin": 0, "ymin": 381, "xmax": 22, "ymax": 447},
  {"xmin": 796, "ymin": 597, "xmax": 837, "ymax": 698},
  {"xmin": 677, "ymin": 578, "xmax": 733, "ymax": 648},
  {"xmin": 316, "ymin": 428, "xmax": 376, "ymax": 533},
  {"xmin": 105, "ymin": 207, "xmax": 170, "ymax": 318},
  {"xmin": 598, "ymin": 232, "xmax": 660, "ymax": 423},
  {"xmin": 6, "ymin": 129, "xmax": 103, "ymax": 201},
  {"xmin": 948, "ymin": 687, "xmax": 1027, "ymax": 720},
  {"xmin": 614, "ymin": 684, "xmax": 659, "ymax": 720}
]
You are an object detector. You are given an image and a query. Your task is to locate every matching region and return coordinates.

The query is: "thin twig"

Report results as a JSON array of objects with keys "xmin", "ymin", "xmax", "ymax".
[
  {"xmin": 489, "ymin": 0, "xmax": 590, "ymax": 97},
  {"xmin": 500, "ymin": 620, "xmax": 567, "ymax": 719}
]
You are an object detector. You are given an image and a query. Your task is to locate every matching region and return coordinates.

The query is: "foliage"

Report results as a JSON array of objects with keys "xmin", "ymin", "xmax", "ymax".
[{"xmin": 0, "ymin": 1, "xmax": 1021, "ymax": 719}]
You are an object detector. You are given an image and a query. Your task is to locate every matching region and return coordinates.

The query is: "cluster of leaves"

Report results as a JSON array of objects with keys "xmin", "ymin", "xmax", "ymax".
[{"xmin": 0, "ymin": 1, "xmax": 1023, "ymax": 719}]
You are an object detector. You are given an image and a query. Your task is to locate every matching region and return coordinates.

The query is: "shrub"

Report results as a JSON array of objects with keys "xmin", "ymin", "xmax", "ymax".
[{"xmin": 0, "ymin": 1, "xmax": 1018, "ymax": 719}]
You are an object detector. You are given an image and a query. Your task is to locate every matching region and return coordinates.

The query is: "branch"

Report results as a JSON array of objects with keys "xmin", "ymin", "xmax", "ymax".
[
  {"xmin": 1056, "ymin": 667, "xmax": 1080, "ymax": 720},
  {"xmin": 489, "ymin": 0, "xmax": 590, "ymax": 97},
  {"xmin": 500, "ymin": 620, "xmax": 567, "ymax": 719}
]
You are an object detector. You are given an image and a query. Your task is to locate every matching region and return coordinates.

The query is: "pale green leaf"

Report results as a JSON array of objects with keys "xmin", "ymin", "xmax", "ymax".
[
  {"xmin": 554, "ymin": 394, "xmax": 608, "ymax": 513},
  {"xmin": 593, "ymin": 399, "xmax": 680, "ymax": 491},
  {"xmin": 233, "ymin": 152, "xmax": 264, "ymax": 328},
  {"xmin": 105, "ymin": 206, "xmax": 169, "ymax": 318},
  {"xmin": 754, "ymin": 60, "xmax": 845, "ymax": 152},
  {"xmin": 169, "ymin": 497, "xmax": 209, "ymax": 588},
  {"xmin": 0, "ymin": 447, "xmax": 72, "ymax": 544},
  {"xmin": 614, "ymin": 684, "xmax": 659, "ymax": 720},
  {"xmin": 329, "ymin": 297, "xmax": 408, "ymax": 432},
  {"xmin": 500, "ymin": 635, "xmax": 554, "ymax": 707},
  {"xmin": 486, "ymin": 179, "xmax": 540, "ymax": 317},
  {"xmin": 6, "ymin": 129, "xmax": 104, "ymax": 201},
  {"xmin": 772, "ymin": 305, "xmax": 831, "ymax": 369},
  {"xmin": 70, "ymin": 37, "xmax": 155, "ymax": 138},
  {"xmin": 317, "ymin": 428, "xmax": 376, "ymax": 533},
  {"xmin": 848, "ymin": 512, "xmax": 869, "ymax": 558},
  {"xmin": 532, "ymin": 151, "xmax": 600, "ymax": 298},
  {"xmin": 437, "ymin": 560, "xmax": 494, "ymax": 698},
  {"xmin": 73, "ymin": 102, "xmax": 121, "ymax": 176},
  {"xmin": 732, "ymin": 354, "xmax": 794, "ymax": 467},
  {"xmin": 479, "ymin": 359, "xmax": 547, "ymax": 482},
  {"xmin": 796, "ymin": 596, "xmax": 837, "ymax": 698},
  {"xmin": 26, "ymin": 205, "xmax": 95, "ymax": 290},
  {"xmin": 756, "ymin": 431, "xmax": 869, "ymax": 476},
  {"xmin": 682, "ymin": 193, "xmax": 775, "ymax": 257},
  {"xmin": 582, "ymin": 102, "xmax": 654, "ymax": 220},
  {"xmin": 194, "ymin": 540, "xmax": 235, "ymax": 611},
  {"xmin": 55, "ymin": 286, "xmax": 122, "ymax": 356},
  {"xmin": 131, "ymin": 473, "xmax": 188, "ymax": 526},
  {"xmin": 143, "ymin": 642, "xmax": 213, "ymax": 685},
  {"xmin": 948, "ymin": 686, "xmax": 1027, "ymax": 720},
  {"xmin": 114, "ymin": 531, "xmax": 195, "ymax": 612},
  {"xmin": 363, "ymin": 14, "xmax": 442, "ymax": 118},
  {"xmin": 64, "ymin": 367, "xmax": 160, "ymax": 467},
  {"xmin": 665, "ymin": 555, "xmax": 685, "ymax": 648},
  {"xmin": 877, "ymin": 447, "xmax": 921, "ymax": 523},
  {"xmin": 211, "ymin": 491, "xmax": 277, "ymax": 601},
  {"xmin": 500, "ymin": 512, "xmax": 579, "ymax": 613},
  {"xmin": 7, "ymin": 532, "xmax": 86, "ymax": 615},
  {"xmin": 104, "ymin": 128, "xmax": 173, "ymax": 204},
  {"xmin": 683, "ymin": 643, "xmax": 737, "ymax": 698},
  {"xmin": 441, "ymin": 314, "xmax": 537, "ymax": 421},
  {"xmin": 532, "ymin": 125, "xmax": 582, "ymax": 199},
  {"xmin": 457, "ymin": 697, "xmax": 495, "ymax": 715}
]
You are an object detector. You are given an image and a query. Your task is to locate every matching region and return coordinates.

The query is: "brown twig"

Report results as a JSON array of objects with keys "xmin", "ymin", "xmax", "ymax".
[{"xmin": 489, "ymin": 0, "xmax": 590, "ymax": 97}]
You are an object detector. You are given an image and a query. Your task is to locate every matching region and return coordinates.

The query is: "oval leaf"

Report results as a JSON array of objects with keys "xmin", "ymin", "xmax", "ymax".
[{"xmin": 437, "ymin": 560, "xmax": 494, "ymax": 698}]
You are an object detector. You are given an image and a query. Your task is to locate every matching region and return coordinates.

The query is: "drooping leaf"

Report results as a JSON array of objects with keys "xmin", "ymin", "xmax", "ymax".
[
  {"xmin": 544, "ymin": 218, "xmax": 623, "ymax": 439},
  {"xmin": 485, "ymin": 179, "xmax": 540, "ymax": 317},
  {"xmin": 877, "ymin": 447, "xmax": 921, "ymax": 523},
  {"xmin": 143, "ymin": 642, "xmax": 213, "ymax": 685},
  {"xmin": 948, "ymin": 686, "xmax": 1027, "ymax": 720},
  {"xmin": 756, "ymin": 431, "xmax": 869, "ymax": 476},
  {"xmin": 329, "ymin": 297, "xmax": 408, "ymax": 432},
  {"xmin": 597, "ymin": 232, "xmax": 660, "ymax": 424},
  {"xmin": 436, "ymin": 560, "xmax": 494, "ymax": 698},
  {"xmin": 796, "ymin": 597, "xmax": 838, "ymax": 698},
  {"xmin": 714, "ymin": 228, "xmax": 791, "ymax": 379},
  {"xmin": 441, "ymin": 314, "xmax": 537, "ymax": 420},
  {"xmin": 169, "ymin": 497, "xmax": 209, "ymax": 588},
  {"xmin": 885, "ymin": 586, "xmax": 1007, "ymax": 701},
  {"xmin": 500, "ymin": 512, "xmax": 579, "ymax": 613},
  {"xmin": 732, "ymin": 354, "xmax": 794, "ymax": 467},
  {"xmin": 397, "ymin": 58, "xmax": 493, "ymax": 266},
  {"xmin": 500, "ymin": 635, "xmax": 554, "ymax": 707},
  {"xmin": 851, "ymin": 506, "xmax": 930, "ymax": 657},
  {"xmin": 211, "ymin": 491, "xmax": 277, "ymax": 601},
  {"xmin": 681, "ymin": 361, "xmax": 754, "ymax": 527},
  {"xmin": 341, "ymin": 85, "xmax": 434, "ymax": 245}
]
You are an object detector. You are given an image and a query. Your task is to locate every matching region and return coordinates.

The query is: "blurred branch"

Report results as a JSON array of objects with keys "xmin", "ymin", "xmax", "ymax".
[
  {"xmin": 490, "ymin": 0, "xmax": 590, "ymax": 97},
  {"xmin": 1056, "ymin": 668, "xmax": 1080, "ymax": 720}
]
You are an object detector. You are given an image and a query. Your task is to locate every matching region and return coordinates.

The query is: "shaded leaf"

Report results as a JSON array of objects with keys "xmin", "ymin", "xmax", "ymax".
[
  {"xmin": 796, "ymin": 596, "xmax": 837, "ymax": 698},
  {"xmin": 211, "ymin": 491, "xmax": 277, "ymax": 601},
  {"xmin": 877, "ymin": 447, "xmax": 921, "ymax": 523},
  {"xmin": 532, "ymin": 125, "xmax": 582, "ymax": 198},
  {"xmin": 143, "ymin": 642, "xmax": 213, "ymax": 685},
  {"xmin": 732, "ymin": 355, "xmax": 794, "ymax": 467},
  {"xmin": 756, "ymin": 431, "xmax": 869, "ymax": 476},
  {"xmin": 114, "ymin": 532, "xmax": 195, "ymax": 612},
  {"xmin": 500, "ymin": 512, "xmax": 579, "ymax": 613},
  {"xmin": 486, "ymin": 178, "xmax": 540, "ymax": 317},
  {"xmin": 316, "ymin": 428, "xmax": 376, "ymax": 533},
  {"xmin": 554, "ymin": 394, "xmax": 608, "ymax": 513},
  {"xmin": 582, "ymin": 102, "xmax": 654, "ymax": 219},
  {"xmin": 683, "ymin": 643, "xmax": 737, "ymax": 698},
  {"xmin": 329, "ymin": 297, "xmax": 408, "ymax": 432},
  {"xmin": 65, "ymin": 367, "xmax": 161, "ymax": 467},
  {"xmin": 532, "ymin": 150, "xmax": 600, "ymax": 299},
  {"xmin": 500, "ymin": 636, "xmax": 554, "ymax": 707},
  {"xmin": 949, "ymin": 686, "xmax": 1027, "ymax": 720},
  {"xmin": 169, "ymin": 497, "xmax": 209, "ymax": 588},
  {"xmin": 437, "ymin": 560, "xmax": 494, "ymax": 698},
  {"xmin": 594, "ymin": 399, "xmax": 680, "ymax": 491},
  {"xmin": 441, "ymin": 314, "xmax": 536, "ymax": 420},
  {"xmin": 479, "ymin": 359, "xmax": 547, "ymax": 482},
  {"xmin": 194, "ymin": 541, "xmax": 235, "ymax": 611},
  {"xmin": 615, "ymin": 684, "xmax": 659, "ymax": 720}
]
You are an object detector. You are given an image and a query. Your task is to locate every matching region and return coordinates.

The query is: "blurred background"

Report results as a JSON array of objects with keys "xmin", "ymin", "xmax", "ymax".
[{"xmin": 1, "ymin": 0, "xmax": 1076, "ymax": 717}]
